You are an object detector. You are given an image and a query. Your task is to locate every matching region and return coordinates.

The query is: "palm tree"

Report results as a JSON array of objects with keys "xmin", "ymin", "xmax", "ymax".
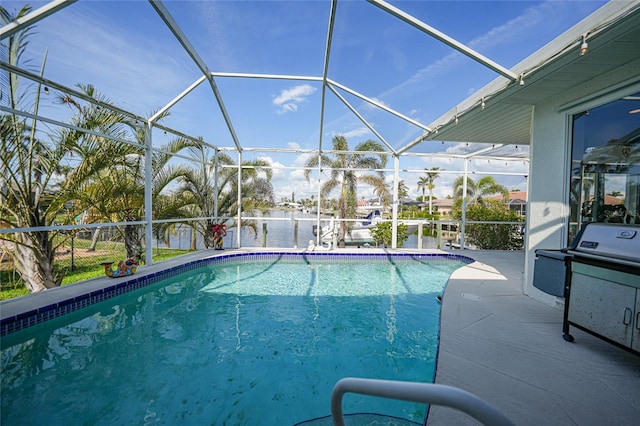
[
  {"xmin": 476, "ymin": 176, "xmax": 509, "ymax": 204},
  {"xmin": 1, "ymin": 8, "xmax": 139, "ymax": 290},
  {"xmin": 58, "ymin": 83, "xmax": 197, "ymax": 261},
  {"xmin": 304, "ymin": 135, "xmax": 388, "ymax": 243},
  {"xmin": 453, "ymin": 176, "xmax": 476, "ymax": 202},
  {"xmin": 417, "ymin": 176, "xmax": 429, "ymax": 203},
  {"xmin": 69, "ymin": 132, "xmax": 194, "ymax": 261},
  {"xmin": 424, "ymin": 167, "xmax": 440, "ymax": 214},
  {"xmin": 179, "ymin": 146, "xmax": 274, "ymax": 248},
  {"xmin": 373, "ymin": 181, "xmax": 391, "ymax": 208},
  {"xmin": 0, "ymin": 6, "xmax": 108, "ymax": 291},
  {"xmin": 452, "ymin": 175, "xmax": 508, "ymax": 205},
  {"xmin": 397, "ymin": 179, "xmax": 409, "ymax": 211},
  {"xmin": 60, "ymin": 85, "xmax": 138, "ymax": 258},
  {"xmin": 398, "ymin": 179, "xmax": 409, "ymax": 199}
]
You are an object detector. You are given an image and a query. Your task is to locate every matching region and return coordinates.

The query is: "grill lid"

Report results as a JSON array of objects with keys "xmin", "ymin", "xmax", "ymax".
[{"xmin": 568, "ymin": 223, "xmax": 640, "ymax": 264}]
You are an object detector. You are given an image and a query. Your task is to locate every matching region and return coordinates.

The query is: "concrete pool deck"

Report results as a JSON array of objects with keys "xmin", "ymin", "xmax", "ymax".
[{"xmin": 429, "ymin": 250, "xmax": 640, "ymax": 426}]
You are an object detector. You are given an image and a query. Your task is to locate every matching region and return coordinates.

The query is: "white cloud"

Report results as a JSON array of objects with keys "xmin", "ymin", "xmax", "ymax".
[
  {"xmin": 290, "ymin": 169, "xmax": 308, "ymax": 181},
  {"xmin": 261, "ymin": 154, "xmax": 319, "ymax": 200},
  {"xmin": 285, "ymin": 141, "xmax": 316, "ymax": 167},
  {"xmin": 273, "ymin": 84, "xmax": 317, "ymax": 115},
  {"xmin": 467, "ymin": 3, "xmax": 548, "ymax": 52},
  {"xmin": 279, "ymin": 103, "xmax": 299, "ymax": 113},
  {"xmin": 293, "ymin": 151, "xmax": 314, "ymax": 166},
  {"xmin": 340, "ymin": 127, "xmax": 372, "ymax": 139},
  {"xmin": 257, "ymin": 155, "xmax": 285, "ymax": 178},
  {"xmin": 445, "ymin": 142, "xmax": 476, "ymax": 155},
  {"xmin": 274, "ymin": 170, "xmax": 317, "ymax": 201}
]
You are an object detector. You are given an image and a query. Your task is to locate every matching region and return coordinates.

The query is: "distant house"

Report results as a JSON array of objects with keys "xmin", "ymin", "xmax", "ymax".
[
  {"xmin": 430, "ymin": 199, "xmax": 454, "ymax": 217},
  {"xmin": 401, "ymin": 199, "xmax": 421, "ymax": 209},
  {"xmin": 489, "ymin": 191, "xmax": 528, "ymax": 216},
  {"xmin": 424, "ymin": 193, "xmax": 528, "ymax": 218}
]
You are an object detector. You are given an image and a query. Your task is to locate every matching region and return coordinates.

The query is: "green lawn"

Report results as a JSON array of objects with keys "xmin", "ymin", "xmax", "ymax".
[{"xmin": 0, "ymin": 239, "xmax": 191, "ymax": 301}]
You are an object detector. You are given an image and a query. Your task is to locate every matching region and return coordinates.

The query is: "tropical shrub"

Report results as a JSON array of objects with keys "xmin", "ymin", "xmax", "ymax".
[
  {"xmin": 370, "ymin": 222, "xmax": 409, "ymax": 248},
  {"xmin": 463, "ymin": 200, "xmax": 524, "ymax": 250}
]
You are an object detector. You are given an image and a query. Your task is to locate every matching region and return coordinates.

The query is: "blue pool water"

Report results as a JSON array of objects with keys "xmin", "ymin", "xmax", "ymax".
[{"xmin": 1, "ymin": 255, "xmax": 469, "ymax": 425}]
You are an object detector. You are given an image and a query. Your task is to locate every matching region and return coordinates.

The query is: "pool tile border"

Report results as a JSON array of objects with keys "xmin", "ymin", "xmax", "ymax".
[{"xmin": 0, "ymin": 252, "xmax": 472, "ymax": 336}]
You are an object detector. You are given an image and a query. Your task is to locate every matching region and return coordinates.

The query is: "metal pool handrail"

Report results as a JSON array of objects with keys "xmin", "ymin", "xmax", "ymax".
[{"xmin": 330, "ymin": 377, "xmax": 515, "ymax": 426}]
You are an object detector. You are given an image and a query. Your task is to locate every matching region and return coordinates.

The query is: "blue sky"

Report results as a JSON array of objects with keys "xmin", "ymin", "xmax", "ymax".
[{"xmin": 3, "ymin": 0, "xmax": 607, "ymax": 202}]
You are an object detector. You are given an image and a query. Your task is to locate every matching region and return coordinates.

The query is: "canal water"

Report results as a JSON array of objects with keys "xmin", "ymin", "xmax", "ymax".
[{"xmin": 158, "ymin": 209, "xmax": 438, "ymax": 250}]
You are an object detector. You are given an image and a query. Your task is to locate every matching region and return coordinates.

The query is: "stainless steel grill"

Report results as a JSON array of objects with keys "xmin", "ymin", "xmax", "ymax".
[
  {"xmin": 534, "ymin": 223, "xmax": 640, "ymax": 354},
  {"xmin": 566, "ymin": 223, "xmax": 640, "ymax": 267}
]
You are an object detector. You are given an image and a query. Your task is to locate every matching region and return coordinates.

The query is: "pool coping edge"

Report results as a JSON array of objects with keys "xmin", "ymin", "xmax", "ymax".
[{"xmin": 1, "ymin": 249, "xmax": 473, "ymax": 336}]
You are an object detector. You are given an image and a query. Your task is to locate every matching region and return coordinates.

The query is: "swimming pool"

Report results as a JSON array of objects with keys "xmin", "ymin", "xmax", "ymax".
[{"xmin": 0, "ymin": 252, "xmax": 472, "ymax": 425}]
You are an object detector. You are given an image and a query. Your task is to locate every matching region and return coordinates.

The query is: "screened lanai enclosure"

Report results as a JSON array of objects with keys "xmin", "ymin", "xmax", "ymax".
[{"xmin": 5, "ymin": 0, "xmax": 636, "ymax": 293}]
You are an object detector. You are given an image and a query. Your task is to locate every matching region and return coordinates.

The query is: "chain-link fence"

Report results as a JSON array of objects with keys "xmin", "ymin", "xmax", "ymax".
[{"xmin": 1, "ymin": 225, "xmax": 194, "ymax": 300}]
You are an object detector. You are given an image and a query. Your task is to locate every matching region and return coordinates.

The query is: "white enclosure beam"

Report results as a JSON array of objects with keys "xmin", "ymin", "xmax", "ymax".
[
  {"xmin": 321, "ymin": 0, "xmax": 338, "ymax": 87},
  {"xmin": 368, "ymin": 0, "xmax": 518, "ymax": 82},
  {"xmin": 0, "ymin": 105, "xmax": 141, "ymax": 148},
  {"xmin": 0, "ymin": 0, "xmax": 77, "ymax": 40},
  {"xmin": 328, "ymin": 79, "xmax": 432, "ymax": 132},
  {"xmin": 151, "ymin": 121, "xmax": 219, "ymax": 151},
  {"xmin": 150, "ymin": 75, "xmax": 207, "ymax": 123},
  {"xmin": 315, "ymin": 0, "xmax": 339, "ymax": 242},
  {"xmin": 463, "ymin": 144, "xmax": 505, "ymax": 159},
  {"xmin": 392, "ymin": 156, "xmax": 400, "ymax": 249},
  {"xmin": 148, "ymin": 0, "xmax": 211, "ymax": 83},
  {"xmin": 317, "ymin": 0, "xmax": 338, "ymax": 155},
  {"xmin": 148, "ymin": 0, "xmax": 243, "ymax": 151},
  {"xmin": 461, "ymin": 159, "xmax": 469, "ymax": 250},
  {"xmin": 214, "ymin": 150, "xmax": 219, "ymax": 219},
  {"xmin": 398, "ymin": 131, "xmax": 431, "ymax": 155},
  {"xmin": 211, "ymin": 72, "xmax": 322, "ymax": 82},
  {"xmin": 1, "ymin": 61, "xmax": 144, "ymax": 121},
  {"xmin": 144, "ymin": 121, "xmax": 154, "ymax": 265},
  {"xmin": 326, "ymin": 84, "xmax": 395, "ymax": 153},
  {"xmin": 236, "ymin": 151, "xmax": 243, "ymax": 248}
]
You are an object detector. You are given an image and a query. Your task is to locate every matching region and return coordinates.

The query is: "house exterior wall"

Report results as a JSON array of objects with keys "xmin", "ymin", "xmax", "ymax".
[
  {"xmin": 524, "ymin": 63, "xmax": 640, "ymax": 304},
  {"xmin": 525, "ymin": 102, "xmax": 570, "ymax": 305}
]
